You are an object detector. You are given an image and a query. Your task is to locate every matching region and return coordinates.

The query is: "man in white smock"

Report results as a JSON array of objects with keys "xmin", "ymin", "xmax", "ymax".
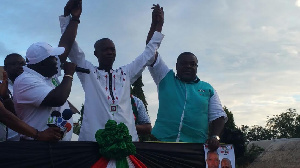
[{"xmin": 59, "ymin": 3, "xmax": 164, "ymax": 141}]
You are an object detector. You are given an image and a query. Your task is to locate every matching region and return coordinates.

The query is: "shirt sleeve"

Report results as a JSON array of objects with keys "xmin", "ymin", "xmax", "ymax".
[
  {"xmin": 14, "ymin": 76, "xmax": 53, "ymax": 107},
  {"xmin": 208, "ymin": 90, "xmax": 228, "ymax": 122},
  {"xmin": 122, "ymin": 31, "xmax": 164, "ymax": 84},
  {"xmin": 147, "ymin": 53, "xmax": 170, "ymax": 85},
  {"xmin": 59, "ymin": 15, "xmax": 91, "ymax": 86},
  {"xmin": 134, "ymin": 97, "xmax": 151, "ymax": 125}
]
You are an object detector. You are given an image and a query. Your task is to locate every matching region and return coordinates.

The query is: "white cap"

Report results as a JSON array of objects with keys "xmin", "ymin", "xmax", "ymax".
[{"xmin": 26, "ymin": 42, "xmax": 65, "ymax": 64}]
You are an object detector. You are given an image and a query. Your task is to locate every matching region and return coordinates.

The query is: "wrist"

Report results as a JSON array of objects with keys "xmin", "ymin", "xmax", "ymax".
[
  {"xmin": 64, "ymin": 74, "xmax": 73, "ymax": 80},
  {"xmin": 150, "ymin": 22, "xmax": 157, "ymax": 27},
  {"xmin": 34, "ymin": 129, "xmax": 39, "ymax": 140},
  {"xmin": 211, "ymin": 135, "xmax": 220, "ymax": 141},
  {"xmin": 0, "ymin": 95, "xmax": 10, "ymax": 102},
  {"xmin": 71, "ymin": 17, "xmax": 80, "ymax": 23}
]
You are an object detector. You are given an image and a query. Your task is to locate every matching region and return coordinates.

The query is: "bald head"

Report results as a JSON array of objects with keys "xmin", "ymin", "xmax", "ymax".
[
  {"xmin": 94, "ymin": 38, "xmax": 116, "ymax": 71},
  {"xmin": 221, "ymin": 158, "xmax": 232, "ymax": 168},
  {"xmin": 94, "ymin": 38, "xmax": 113, "ymax": 51},
  {"xmin": 177, "ymin": 52, "xmax": 198, "ymax": 62}
]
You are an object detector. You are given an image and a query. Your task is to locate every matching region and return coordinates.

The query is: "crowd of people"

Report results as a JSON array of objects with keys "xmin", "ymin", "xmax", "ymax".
[{"xmin": 0, "ymin": 0, "xmax": 227, "ymax": 165}]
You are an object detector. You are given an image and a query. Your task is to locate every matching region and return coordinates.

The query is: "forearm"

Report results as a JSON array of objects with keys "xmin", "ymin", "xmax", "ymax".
[
  {"xmin": 41, "ymin": 76, "xmax": 73, "ymax": 107},
  {"xmin": 146, "ymin": 23, "xmax": 157, "ymax": 45},
  {"xmin": 58, "ymin": 20, "xmax": 79, "ymax": 63},
  {"xmin": 0, "ymin": 106, "xmax": 37, "ymax": 138},
  {"xmin": 136, "ymin": 124, "xmax": 152, "ymax": 135},
  {"xmin": 209, "ymin": 117, "xmax": 225, "ymax": 137},
  {"xmin": 148, "ymin": 54, "xmax": 169, "ymax": 85},
  {"xmin": 128, "ymin": 31, "xmax": 164, "ymax": 83},
  {"xmin": 59, "ymin": 16, "xmax": 86, "ymax": 67},
  {"xmin": 2, "ymin": 98, "xmax": 16, "ymax": 114}
]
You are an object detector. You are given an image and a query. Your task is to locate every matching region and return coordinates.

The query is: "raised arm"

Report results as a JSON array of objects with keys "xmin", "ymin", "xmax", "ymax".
[
  {"xmin": 41, "ymin": 62, "xmax": 76, "ymax": 107},
  {"xmin": 147, "ymin": 4, "xmax": 164, "ymax": 67},
  {"xmin": 146, "ymin": 4, "xmax": 164, "ymax": 45},
  {"xmin": 58, "ymin": 0, "xmax": 82, "ymax": 64}
]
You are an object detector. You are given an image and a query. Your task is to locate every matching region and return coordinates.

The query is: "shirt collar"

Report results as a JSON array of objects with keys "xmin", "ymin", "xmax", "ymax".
[{"xmin": 175, "ymin": 75, "xmax": 200, "ymax": 83}]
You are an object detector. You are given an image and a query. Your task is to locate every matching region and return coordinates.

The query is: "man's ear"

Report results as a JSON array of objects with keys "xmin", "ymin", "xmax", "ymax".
[{"xmin": 175, "ymin": 62, "xmax": 178, "ymax": 71}]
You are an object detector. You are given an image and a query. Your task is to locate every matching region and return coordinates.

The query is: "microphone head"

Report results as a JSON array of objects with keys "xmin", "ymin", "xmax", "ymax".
[
  {"xmin": 47, "ymin": 116, "xmax": 57, "ymax": 127},
  {"xmin": 62, "ymin": 109, "xmax": 73, "ymax": 120},
  {"xmin": 60, "ymin": 120, "xmax": 67, "ymax": 127},
  {"xmin": 65, "ymin": 122, "xmax": 72, "ymax": 132},
  {"xmin": 51, "ymin": 111, "xmax": 61, "ymax": 117},
  {"xmin": 56, "ymin": 117, "xmax": 63, "ymax": 126}
]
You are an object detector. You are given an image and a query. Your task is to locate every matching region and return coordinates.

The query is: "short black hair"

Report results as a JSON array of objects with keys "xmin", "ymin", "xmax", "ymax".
[
  {"xmin": 94, "ymin": 38, "xmax": 112, "ymax": 51},
  {"xmin": 4, "ymin": 53, "xmax": 23, "ymax": 66},
  {"xmin": 177, "ymin": 52, "xmax": 197, "ymax": 62}
]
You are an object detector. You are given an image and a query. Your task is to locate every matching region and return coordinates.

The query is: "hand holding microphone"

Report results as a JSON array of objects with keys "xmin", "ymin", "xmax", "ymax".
[
  {"xmin": 47, "ymin": 109, "xmax": 74, "ymax": 139},
  {"xmin": 61, "ymin": 62, "xmax": 90, "ymax": 74},
  {"xmin": 62, "ymin": 62, "xmax": 77, "ymax": 77}
]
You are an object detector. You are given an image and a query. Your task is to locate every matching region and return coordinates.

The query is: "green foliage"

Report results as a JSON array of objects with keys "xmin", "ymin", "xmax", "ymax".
[
  {"xmin": 240, "ymin": 125, "xmax": 272, "ymax": 141},
  {"xmin": 223, "ymin": 106, "xmax": 236, "ymax": 130},
  {"xmin": 236, "ymin": 144, "xmax": 264, "ymax": 168},
  {"xmin": 131, "ymin": 76, "xmax": 148, "ymax": 111},
  {"xmin": 266, "ymin": 108, "xmax": 300, "ymax": 139},
  {"xmin": 241, "ymin": 108, "xmax": 300, "ymax": 141}
]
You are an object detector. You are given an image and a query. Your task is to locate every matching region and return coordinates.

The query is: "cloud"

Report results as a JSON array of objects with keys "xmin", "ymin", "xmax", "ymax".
[{"xmin": 2, "ymin": 0, "xmax": 300, "ymax": 128}]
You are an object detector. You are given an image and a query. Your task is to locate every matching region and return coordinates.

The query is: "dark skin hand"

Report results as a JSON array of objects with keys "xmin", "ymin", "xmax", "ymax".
[
  {"xmin": 207, "ymin": 117, "xmax": 225, "ymax": 151},
  {"xmin": 37, "ymin": 127, "xmax": 62, "ymax": 141},
  {"xmin": 0, "ymin": 71, "xmax": 10, "ymax": 100},
  {"xmin": 64, "ymin": 0, "xmax": 82, "ymax": 19},
  {"xmin": 0, "ymin": 71, "xmax": 15, "ymax": 113},
  {"xmin": 146, "ymin": 4, "xmax": 164, "ymax": 66},
  {"xmin": 146, "ymin": 4, "xmax": 164, "ymax": 45},
  {"xmin": 136, "ymin": 123, "xmax": 152, "ymax": 135}
]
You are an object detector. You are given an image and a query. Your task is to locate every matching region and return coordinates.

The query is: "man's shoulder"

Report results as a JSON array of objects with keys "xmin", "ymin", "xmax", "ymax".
[
  {"xmin": 14, "ymin": 71, "xmax": 48, "ymax": 91},
  {"xmin": 163, "ymin": 69, "xmax": 175, "ymax": 78},
  {"xmin": 198, "ymin": 80, "xmax": 213, "ymax": 87},
  {"xmin": 15, "ymin": 71, "xmax": 39, "ymax": 84}
]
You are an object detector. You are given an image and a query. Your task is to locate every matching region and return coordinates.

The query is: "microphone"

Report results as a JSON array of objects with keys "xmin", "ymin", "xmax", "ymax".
[
  {"xmin": 51, "ymin": 111, "xmax": 61, "ymax": 117},
  {"xmin": 61, "ymin": 63, "xmax": 90, "ymax": 74},
  {"xmin": 62, "ymin": 109, "xmax": 73, "ymax": 120},
  {"xmin": 47, "ymin": 111, "xmax": 61, "ymax": 127},
  {"xmin": 64, "ymin": 122, "xmax": 72, "ymax": 132},
  {"xmin": 75, "ymin": 66, "xmax": 90, "ymax": 74},
  {"xmin": 47, "ymin": 110, "xmax": 73, "ymax": 138}
]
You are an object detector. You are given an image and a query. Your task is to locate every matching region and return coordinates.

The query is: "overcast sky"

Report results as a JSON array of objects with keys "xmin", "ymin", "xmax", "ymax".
[{"xmin": 1, "ymin": 0, "xmax": 300, "ymax": 128}]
